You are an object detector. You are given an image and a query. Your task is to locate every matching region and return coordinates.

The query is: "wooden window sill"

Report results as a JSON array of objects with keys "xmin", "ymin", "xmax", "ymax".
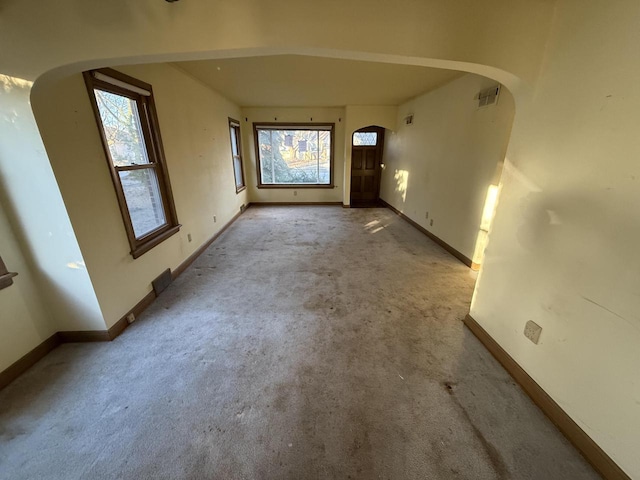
[
  {"xmin": 131, "ymin": 225, "xmax": 181, "ymax": 259},
  {"xmin": 257, "ymin": 184, "xmax": 334, "ymax": 189}
]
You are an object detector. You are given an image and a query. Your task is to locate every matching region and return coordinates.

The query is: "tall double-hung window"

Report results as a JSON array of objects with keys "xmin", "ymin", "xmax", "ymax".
[
  {"xmin": 84, "ymin": 68, "xmax": 179, "ymax": 258},
  {"xmin": 229, "ymin": 118, "xmax": 246, "ymax": 193}
]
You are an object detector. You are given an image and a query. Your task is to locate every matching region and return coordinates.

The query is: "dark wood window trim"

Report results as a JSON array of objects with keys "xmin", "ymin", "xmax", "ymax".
[
  {"xmin": 0, "ymin": 256, "xmax": 18, "ymax": 290},
  {"xmin": 228, "ymin": 118, "xmax": 246, "ymax": 193},
  {"xmin": 83, "ymin": 68, "xmax": 180, "ymax": 259},
  {"xmin": 253, "ymin": 122, "xmax": 335, "ymax": 189}
]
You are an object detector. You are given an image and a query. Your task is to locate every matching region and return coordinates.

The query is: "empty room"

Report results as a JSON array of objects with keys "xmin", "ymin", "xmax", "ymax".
[{"xmin": 0, "ymin": 1, "xmax": 638, "ymax": 479}]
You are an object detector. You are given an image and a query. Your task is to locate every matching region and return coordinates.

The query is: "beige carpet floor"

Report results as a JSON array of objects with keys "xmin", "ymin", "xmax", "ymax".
[{"xmin": 0, "ymin": 206, "xmax": 599, "ymax": 479}]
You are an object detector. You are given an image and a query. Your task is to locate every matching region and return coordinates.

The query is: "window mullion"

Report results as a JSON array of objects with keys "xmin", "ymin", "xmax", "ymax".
[
  {"xmin": 138, "ymin": 100, "xmax": 159, "ymax": 165},
  {"xmin": 270, "ymin": 130, "xmax": 275, "ymax": 184},
  {"xmin": 116, "ymin": 164, "xmax": 159, "ymax": 172},
  {"xmin": 137, "ymin": 98, "xmax": 174, "ymax": 226}
]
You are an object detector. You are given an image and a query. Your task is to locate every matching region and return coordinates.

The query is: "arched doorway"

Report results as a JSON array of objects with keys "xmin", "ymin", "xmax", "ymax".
[{"xmin": 350, "ymin": 126, "xmax": 385, "ymax": 207}]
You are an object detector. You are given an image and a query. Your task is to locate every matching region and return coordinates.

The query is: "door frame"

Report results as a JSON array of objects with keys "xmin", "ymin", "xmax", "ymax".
[{"xmin": 350, "ymin": 126, "xmax": 385, "ymax": 206}]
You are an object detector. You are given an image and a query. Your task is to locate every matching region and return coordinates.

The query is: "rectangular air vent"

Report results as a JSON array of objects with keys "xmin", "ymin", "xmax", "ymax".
[
  {"xmin": 152, "ymin": 268, "xmax": 172, "ymax": 296},
  {"xmin": 478, "ymin": 85, "xmax": 500, "ymax": 108}
]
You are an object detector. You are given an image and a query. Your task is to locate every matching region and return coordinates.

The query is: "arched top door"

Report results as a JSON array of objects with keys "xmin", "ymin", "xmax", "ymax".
[{"xmin": 350, "ymin": 126, "xmax": 385, "ymax": 206}]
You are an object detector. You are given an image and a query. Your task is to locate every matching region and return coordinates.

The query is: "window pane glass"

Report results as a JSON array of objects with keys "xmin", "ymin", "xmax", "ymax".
[
  {"xmin": 233, "ymin": 157, "xmax": 243, "ymax": 187},
  {"xmin": 95, "ymin": 89, "xmax": 151, "ymax": 167},
  {"xmin": 353, "ymin": 131, "xmax": 378, "ymax": 146},
  {"xmin": 257, "ymin": 128, "xmax": 331, "ymax": 185},
  {"xmin": 230, "ymin": 126, "xmax": 239, "ymax": 156},
  {"xmin": 259, "ymin": 129, "xmax": 275, "ymax": 183},
  {"xmin": 119, "ymin": 168, "xmax": 166, "ymax": 238}
]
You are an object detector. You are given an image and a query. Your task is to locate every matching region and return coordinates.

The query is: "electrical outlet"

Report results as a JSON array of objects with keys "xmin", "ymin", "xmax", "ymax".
[
  {"xmin": 430, "ymin": 219, "xmax": 434, "ymax": 227},
  {"xmin": 293, "ymin": 191, "xmax": 298, "ymax": 196},
  {"xmin": 425, "ymin": 211, "xmax": 429, "ymax": 219},
  {"xmin": 213, "ymin": 215, "xmax": 217, "ymax": 223},
  {"xmin": 126, "ymin": 313, "xmax": 136, "ymax": 324},
  {"xmin": 524, "ymin": 320, "xmax": 542, "ymax": 344},
  {"xmin": 187, "ymin": 233, "xmax": 192, "ymax": 242}
]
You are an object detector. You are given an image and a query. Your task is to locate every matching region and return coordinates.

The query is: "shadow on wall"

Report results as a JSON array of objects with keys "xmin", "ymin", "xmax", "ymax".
[{"xmin": 0, "ymin": 73, "xmax": 104, "ymax": 332}]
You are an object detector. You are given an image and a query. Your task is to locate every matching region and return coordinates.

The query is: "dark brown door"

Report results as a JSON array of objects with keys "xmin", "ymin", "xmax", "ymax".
[{"xmin": 350, "ymin": 127, "xmax": 385, "ymax": 206}]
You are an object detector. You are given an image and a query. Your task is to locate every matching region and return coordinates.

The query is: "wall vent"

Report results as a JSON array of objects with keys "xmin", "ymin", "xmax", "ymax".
[
  {"xmin": 240, "ymin": 204, "xmax": 247, "ymax": 213},
  {"xmin": 152, "ymin": 268, "xmax": 172, "ymax": 296},
  {"xmin": 478, "ymin": 85, "xmax": 500, "ymax": 108}
]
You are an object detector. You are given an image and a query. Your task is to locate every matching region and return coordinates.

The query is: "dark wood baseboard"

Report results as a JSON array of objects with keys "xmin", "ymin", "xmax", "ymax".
[
  {"xmin": 1, "ymin": 210, "xmax": 249, "ymax": 391},
  {"xmin": 61, "ymin": 210, "xmax": 247, "ymax": 345},
  {"xmin": 464, "ymin": 314, "xmax": 629, "ymax": 480},
  {"xmin": 172, "ymin": 210, "xmax": 243, "ymax": 279},
  {"xmin": 380, "ymin": 198, "xmax": 474, "ymax": 269},
  {"xmin": 57, "ymin": 330, "xmax": 111, "ymax": 342},
  {"xmin": 58, "ymin": 289, "xmax": 158, "ymax": 344},
  {"xmin": 0, "ymin": 333, "xmax": 61, "ymax": 390},
  {"xmin": 110, "ymin": 289, "xmax": 157, "ymax": 339},
  {"xmin": 249, "ymin": 202, "xmax": 343, "ymax": 206}
]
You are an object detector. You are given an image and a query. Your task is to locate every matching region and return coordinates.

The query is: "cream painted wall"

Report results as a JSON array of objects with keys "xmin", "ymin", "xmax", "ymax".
[
  {"xmin": 31, "ymin": 63, "xmax": 247, "ymax": 329},
  {"xmin": 0, "ymin": 200, "xmax": 56, "ymax": 373},
  {"xmin": 241, "ymin": 108, "xmax": 345, "ymax": 204},
  {"xmin": 471, "ymin": 1, "xmax": 640, "ymax": 476},
  {"xmin": 380, "ymin": 74, "xmax": 515, "ymax": 261},
  {"xmin": 1, "ymin": 0, "xmax": 555, "ymax": 89},
  {"xmin": 0, "ymin": 76, "xmax": 106, "ymax": 334},
  {"xmin": 343, "ymin": 106, "xmax": 398, "ymax": 205}
]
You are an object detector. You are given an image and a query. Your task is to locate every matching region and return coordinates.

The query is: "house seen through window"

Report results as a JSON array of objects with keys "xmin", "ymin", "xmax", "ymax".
[{"xmin": 254, "ymin": 124, "xmax": 334, "ymax": 187}]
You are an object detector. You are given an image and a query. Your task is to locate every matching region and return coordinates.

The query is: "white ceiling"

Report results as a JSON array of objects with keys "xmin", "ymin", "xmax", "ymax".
[{"xmin": 174, "ymin": 55, "xmax": 462, "ymax": 107}]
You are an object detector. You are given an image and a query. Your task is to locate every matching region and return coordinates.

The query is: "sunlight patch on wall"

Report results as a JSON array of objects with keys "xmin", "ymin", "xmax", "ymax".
[
  {"xmin": 66, "ymin": 260, "xmax": 86, "ymax": 270},
  {"xmin": 480, "ymin": 184, "xmax": 500, "ymax": 231},
  {"xmin": 0, "ymin": 75, "xmax": 33, "ymax": 93},
  {"xmin": 394, "ymin": 169, "xmax": 409, "ymax": 203},
  {"xmin": 1, "ymin": 75, "xmax": 34, "ymax": 126},
  {"xmin": 472, "ymin": 184, "xmax": 501, "ymax": 267}
]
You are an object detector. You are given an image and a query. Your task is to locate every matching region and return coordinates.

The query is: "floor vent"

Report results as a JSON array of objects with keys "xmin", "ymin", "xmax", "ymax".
[{"xmin": 152, "ymin": 268, "xmax": 172, "ymax": 296}]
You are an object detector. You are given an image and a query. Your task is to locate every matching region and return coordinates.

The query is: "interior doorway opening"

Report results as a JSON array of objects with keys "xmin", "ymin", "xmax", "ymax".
[{"xmin": 350, "ymin": 126, "xmax": 385, "ymax": 207}]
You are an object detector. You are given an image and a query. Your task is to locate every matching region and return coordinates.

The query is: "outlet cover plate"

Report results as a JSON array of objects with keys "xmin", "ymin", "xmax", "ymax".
[{"xmin": 524, "ymin": 320, "xmax": 542, "ymax": 344}]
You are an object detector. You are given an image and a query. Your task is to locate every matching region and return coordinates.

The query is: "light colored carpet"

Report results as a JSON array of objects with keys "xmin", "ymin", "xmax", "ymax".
[{"xmin": 0, "ymin": 207, "xmax": 599, "ymax": 479}]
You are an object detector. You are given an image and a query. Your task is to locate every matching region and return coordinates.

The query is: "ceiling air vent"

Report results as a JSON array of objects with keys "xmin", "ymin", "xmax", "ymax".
[{"xmin": 478, "ymin": 85, "xmax": 500, "ymax": 108}]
